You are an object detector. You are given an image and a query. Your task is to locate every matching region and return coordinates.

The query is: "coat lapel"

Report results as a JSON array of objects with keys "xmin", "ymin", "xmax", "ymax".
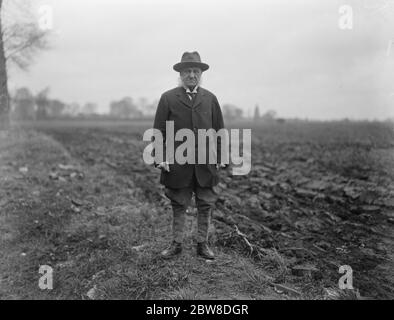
[
  {"xmin": 193, "ymin": 88, "xmax": 205, "ymax": 109},
  {"xmin": 175, "ymin": 87, "xmax": 192, "ymax": 108}
]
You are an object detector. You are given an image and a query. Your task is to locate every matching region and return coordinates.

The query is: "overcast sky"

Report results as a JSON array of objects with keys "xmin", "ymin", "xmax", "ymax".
[{"xmin": 9, "ymin": 0, "xmax": 394, "ymax": 119}]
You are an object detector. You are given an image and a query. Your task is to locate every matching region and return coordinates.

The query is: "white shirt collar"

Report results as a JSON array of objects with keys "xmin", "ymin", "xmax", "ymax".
[{"xmin": 183, "ymin": 85, "xmax": 199, "ymax": 94}]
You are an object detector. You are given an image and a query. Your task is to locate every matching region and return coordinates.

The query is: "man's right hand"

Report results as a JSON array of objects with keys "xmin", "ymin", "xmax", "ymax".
[{"xmin": 155, "ymin": 161, "xmax": 170, "ymax": 172}]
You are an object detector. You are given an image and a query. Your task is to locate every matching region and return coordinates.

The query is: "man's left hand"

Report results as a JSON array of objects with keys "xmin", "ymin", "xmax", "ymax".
[{"xmin": 216, "ymin": 163, "xmax": 228, "ymax": 170}]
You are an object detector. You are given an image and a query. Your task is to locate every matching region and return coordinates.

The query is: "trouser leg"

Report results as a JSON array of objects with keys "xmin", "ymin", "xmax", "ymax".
[
  {"xmin": 171, "ymin": 202, "xmax": 186, "ymax": 243},
  {"xmin": 164, "ymin": 187, "xmax": 193, "ymax": 243},
  {"xmin": 195, "ymin": 186, "xmax": 217, "ymax": 243},
  {"xmin": 196, "ymin": 201, "xmax": 211, "ymax": 243}
]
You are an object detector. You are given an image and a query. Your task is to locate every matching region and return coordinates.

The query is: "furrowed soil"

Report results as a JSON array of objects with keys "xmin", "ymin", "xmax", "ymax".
[{"xmin": 1, "ymin": 120, "xmax": 393, "ymax": 300}]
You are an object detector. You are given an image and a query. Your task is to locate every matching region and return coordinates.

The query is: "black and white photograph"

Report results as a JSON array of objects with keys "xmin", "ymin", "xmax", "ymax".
[{"xmin": 0, "ymin": 0, "xmax": 393, "ymax": 304}]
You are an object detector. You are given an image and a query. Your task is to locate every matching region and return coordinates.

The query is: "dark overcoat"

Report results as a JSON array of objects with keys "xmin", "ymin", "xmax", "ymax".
[{"xmin": 153, "ymin": 86, "xmax": 225, "ymax": 188}]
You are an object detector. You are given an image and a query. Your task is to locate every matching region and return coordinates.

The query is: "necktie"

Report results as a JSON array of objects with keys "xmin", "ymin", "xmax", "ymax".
[{"xmin": 187, "ymin": 92, "xmax": 196, "ymax": 103}]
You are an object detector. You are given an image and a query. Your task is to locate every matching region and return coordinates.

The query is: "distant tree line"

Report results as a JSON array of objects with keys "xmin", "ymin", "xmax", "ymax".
[
  {"xmin": 10, "ymin": 87, "xmax": 159, "ymax": 120},
  {"xmin": 10, "ymin": 86, "xmax": 286, "ymax": 122},
  {"xmin": 222, "ymin": 104, "xmax": 283, "ymax": 122},
  {"xmin": 109, "ymin": 97, "xmax": 157, "ymax": 119},
  {"xmin": 253, "ymin": 104, "xmax": 285, "ymax": 123}
]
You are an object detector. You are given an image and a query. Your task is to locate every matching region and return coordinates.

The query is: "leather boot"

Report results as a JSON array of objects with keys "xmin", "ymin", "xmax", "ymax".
[
  {"xmin": 160, "ymin": 241, "xmax": 182, "ymax": 259},
  {"xmin": 197, "ymin": 242, "xmax": 215, "ymax": 260}
]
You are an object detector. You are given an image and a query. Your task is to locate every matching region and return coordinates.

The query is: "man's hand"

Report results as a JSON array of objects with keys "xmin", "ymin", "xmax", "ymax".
[
  {"xmin": 155, "ymin": 161, "xmax": 170, "ymax": 172},
  {"xmin": 216, "ymin": 163, "xmax": 228, "ymax": 170}
]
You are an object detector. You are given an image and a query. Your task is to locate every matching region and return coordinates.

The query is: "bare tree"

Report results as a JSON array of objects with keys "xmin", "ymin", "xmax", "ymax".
[
  {"xmin": 82, "ymin": 102, "xmax": 98, "ymax": 116},
  {"xmin": 261, "ymin": 109, "xmax": 277, "ymax": 122},
  {"xmin": 35, "ymin": 87, "xmax": 50, "ymax": 120},
  {"xmin": 222, "ymin": 103, "xmax": 243, "ymax": 120},
  {"xmin": 12, "ymin": 86, "xmax": 35, "ymax": 120},
  {"xmin": 110, "ymin": 97, "xmax": 142, "ymax": 119},
  {"xmin": 253, "ymin": 104, "xmax": 260, "ymax": 121},
  {"xmin": 0, "ymin": 0, "xmax": 50, "ymax": 129},
  {"xmin": 0, "ymin": 0, "xmax": 9, "ymax": 128}
]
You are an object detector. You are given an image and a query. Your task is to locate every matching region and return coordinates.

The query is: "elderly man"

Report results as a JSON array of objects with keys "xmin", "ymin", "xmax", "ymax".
[{"xmin": 153, "ymin": 51, "xmax": 226, "ymax": 260}]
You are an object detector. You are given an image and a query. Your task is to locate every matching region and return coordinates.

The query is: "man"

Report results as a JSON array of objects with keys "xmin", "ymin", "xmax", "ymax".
[{"xmin": 153, "ymin": 51, "xmax": 226, "ymax": 260}]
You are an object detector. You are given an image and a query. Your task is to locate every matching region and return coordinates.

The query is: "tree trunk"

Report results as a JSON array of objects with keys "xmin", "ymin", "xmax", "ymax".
[{"xmin": 0, "ymin": 0, "xmax": 10, "ymax": 130}]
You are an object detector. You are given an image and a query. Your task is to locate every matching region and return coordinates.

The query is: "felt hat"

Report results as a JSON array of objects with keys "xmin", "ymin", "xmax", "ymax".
[{"xmin": 173, "ymin": 51, "xmax": 209, "ymax": 72}]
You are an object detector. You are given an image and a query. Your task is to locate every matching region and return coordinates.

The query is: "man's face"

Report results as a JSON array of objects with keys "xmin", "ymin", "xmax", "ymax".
[{"xmin": 180, "ymin": 67, "xmax": 202, "ymax": 88}]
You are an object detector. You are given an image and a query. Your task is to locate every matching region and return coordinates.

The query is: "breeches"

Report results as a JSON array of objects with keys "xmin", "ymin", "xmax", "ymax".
[{"xmin": 164, "ymin": 171, "xmax": 217, "ymax": 243}]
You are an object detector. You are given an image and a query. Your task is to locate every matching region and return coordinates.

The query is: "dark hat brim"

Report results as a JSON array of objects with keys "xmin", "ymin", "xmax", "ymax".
[{"xmin": 173, "ymin": 62, "xmax": 209, "ymax": 72}]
